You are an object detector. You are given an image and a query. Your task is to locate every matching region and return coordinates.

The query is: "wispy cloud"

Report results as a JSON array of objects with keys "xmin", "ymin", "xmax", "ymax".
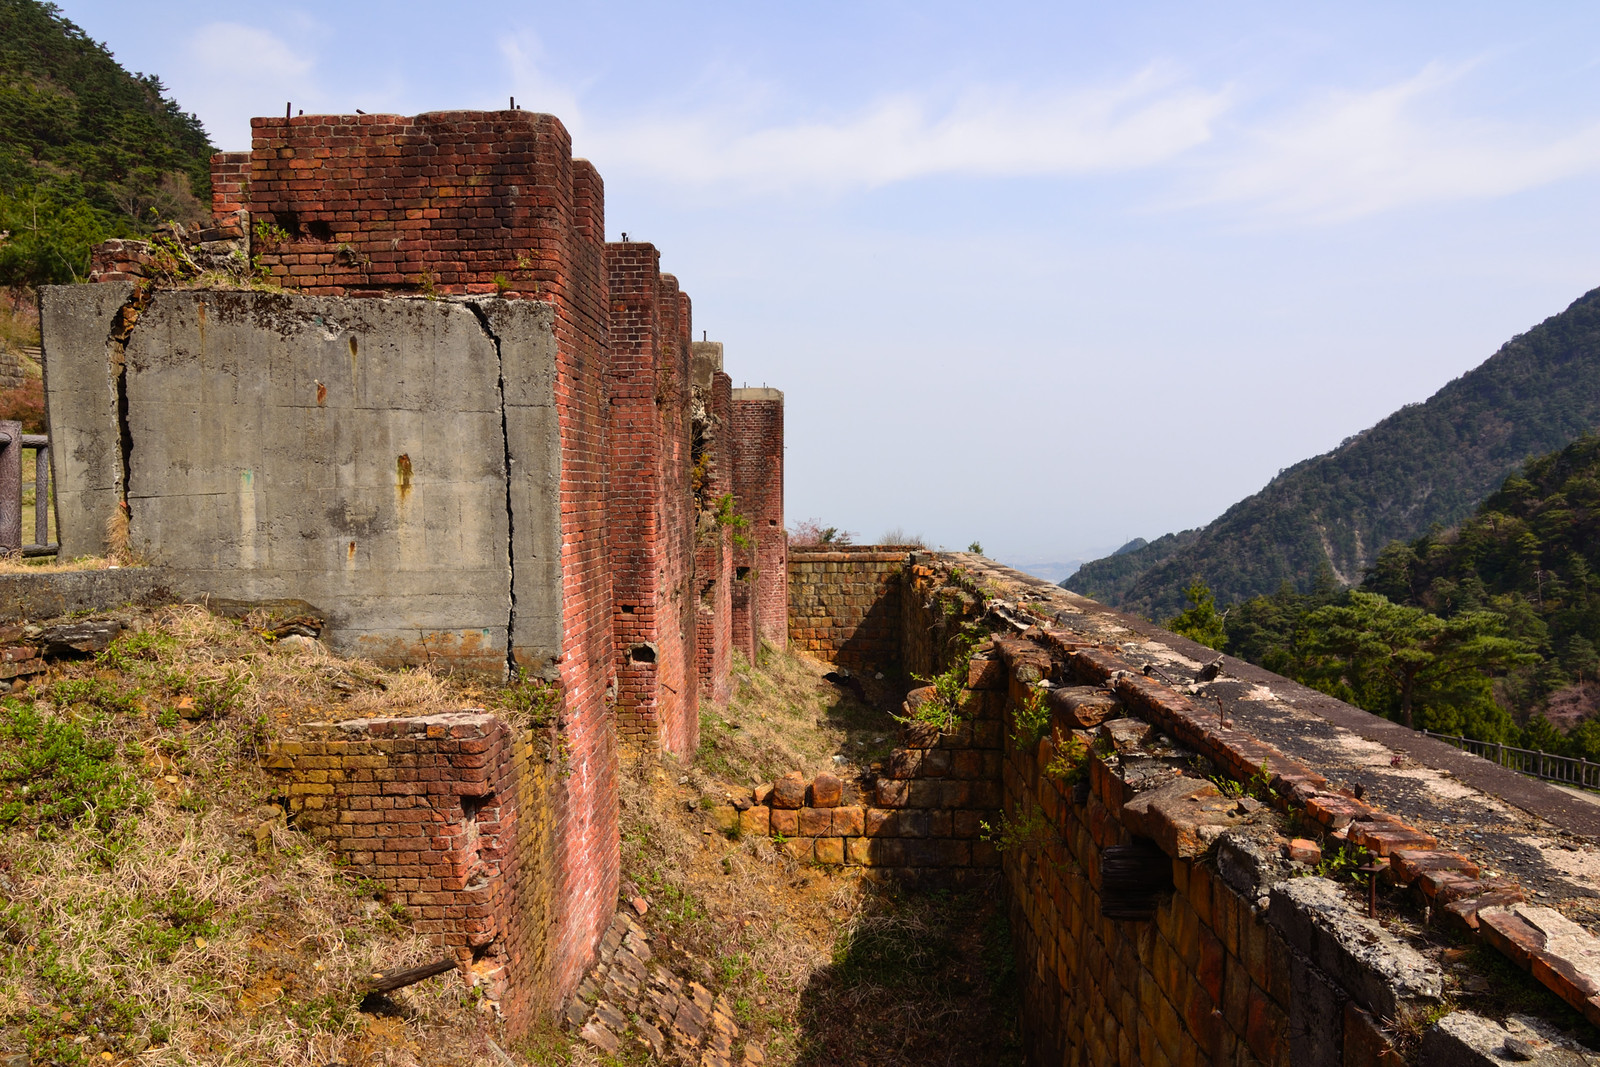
[
  {"xmin": 182, "ymin": 22, "xmax": 320, "ymax": 145},
  {"xmin": 512, "ymin": 58, "xmax": 1230, "ymax": 192},
  {"xmin": 1195, "ymin": 62, "xmax": 1600, "ymax": 222}
]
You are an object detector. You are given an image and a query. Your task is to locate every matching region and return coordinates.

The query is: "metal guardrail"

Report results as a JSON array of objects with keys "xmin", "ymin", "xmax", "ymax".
[
  {"xmin": 1422, "ymin": 729, "xmax": 1600, "ymax": 792},
  {"xmin": 0, "ymin": 419, "xmax": 56, "ymax": 556}
]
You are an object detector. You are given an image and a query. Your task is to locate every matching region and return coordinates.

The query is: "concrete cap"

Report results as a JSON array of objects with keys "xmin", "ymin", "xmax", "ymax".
[
  {"xmin": 691, "ymin": 341, "xmax": 723, "ymax": 391},
  {"xmin": 732, "ymin": 387, "xmax": 782, "ymax": 402}
]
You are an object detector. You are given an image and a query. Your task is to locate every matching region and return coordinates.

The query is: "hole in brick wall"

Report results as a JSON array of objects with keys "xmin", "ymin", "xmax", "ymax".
[
  {"xmin": 304, "ymin": 219, "xmax": 334, "ymax": 241},
  {"xmin": 629, "ymin": 643, "xmax": 657, "ymax": 664},
  {"xmin": 736, "ymin": 566, "xmax": 751, "ymax": 580},
  {"xmin": 461, "ymin": 794, "xmax": 493, "ymax": 822},
  {"xmin": 271, "ymin": 209, "xmax": 300, "ymax": 236},
  {"xmin": 1100, "ymin": 838, "xmax": 1174, "ymax": 921},
  {"xmin": 768, "ymin": 519, "xmax": 778, "ymax": 526},
  {"xmin": 621, "ymin": 604, "xmax": 636, "ymax": 614}
]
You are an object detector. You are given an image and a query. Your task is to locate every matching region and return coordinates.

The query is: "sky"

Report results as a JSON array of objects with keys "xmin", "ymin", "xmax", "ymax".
[{"xmin": 57, "ymin": 1, "xmax": 1600, "ymax": 578}]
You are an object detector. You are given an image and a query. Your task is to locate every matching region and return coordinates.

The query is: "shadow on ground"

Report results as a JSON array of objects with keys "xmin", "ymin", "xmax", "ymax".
[{"xmin": 792, "ymin": 873, "xmax": 1023, "ymax": 1067}]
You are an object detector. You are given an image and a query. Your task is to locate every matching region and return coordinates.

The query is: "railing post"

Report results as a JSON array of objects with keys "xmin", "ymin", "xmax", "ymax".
[
  {"xmin": 33, "ymin": 441, "xmax": 48, "ymax": 548},
  {"xmin": 0, "ymin": 421, "xmax": 20, "ymax": 553},
  {"xmin": 1497, "ymin": 741, "xmax": 1505, "ymax": 767}
]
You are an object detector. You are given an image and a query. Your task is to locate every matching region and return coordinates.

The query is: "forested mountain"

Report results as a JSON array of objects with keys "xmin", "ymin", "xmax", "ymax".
[
  {"xmin": 1064, "ymin": 285, "xmax": 1600, "ymax": 619},
  {"xmin": 1209, "ymin": 434, "xmax": 1600, "ymax": 752},
  {"xmin": 0, "ymin": 0, "xmax": 214, "ymax": 287}
]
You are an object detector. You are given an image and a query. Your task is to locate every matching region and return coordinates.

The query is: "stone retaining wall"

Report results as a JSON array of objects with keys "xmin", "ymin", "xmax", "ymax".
[
  {"xmin": 904, "ymin": 555, "xmax": 1600, "ymax": 1067},
  {"xmin": 786, "ymin": 546, "xmax": 910, "ymax": 668}
]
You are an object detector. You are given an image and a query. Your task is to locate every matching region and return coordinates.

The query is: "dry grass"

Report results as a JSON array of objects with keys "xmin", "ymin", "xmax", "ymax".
[
  {"xmin": 0, "ymin": 606, "xmax": 507, "ymax": 1066},
  {"xmin": 598, "ymin": 645, "xmax": 1021, "ymax": 1067}
]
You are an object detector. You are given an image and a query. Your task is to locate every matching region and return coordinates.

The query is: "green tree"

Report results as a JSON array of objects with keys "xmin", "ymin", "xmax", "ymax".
[
  {"xmin": 1165, "ymin": 580, "xmax": 1226, "ymax": 650},
  {"xmin": 1299, "ymin": 591, "xmax": 1536, "ymax": 731}
]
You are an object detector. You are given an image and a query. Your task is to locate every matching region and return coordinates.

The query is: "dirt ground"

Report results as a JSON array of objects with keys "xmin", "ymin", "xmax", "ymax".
[{"xmin": 535, "ymin": 648, "xmax": 1023, "ymax": 1066}]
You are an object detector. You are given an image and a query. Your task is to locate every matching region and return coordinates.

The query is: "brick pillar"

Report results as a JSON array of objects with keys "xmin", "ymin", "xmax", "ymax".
[
  {"xmin": 605, "ymin": 242, "xmax": 672, "ymax": 750},
  {"xmin": 655, "ymin": 278, "xmax": 698, "ymax": 754},
  {"xmin": 732, "ymin": 388, "xmax": 786, "ymax": 651},
  {"xmin": 209, "ymin": 151, "xmax": 250, "ymax": 217},
  {"xmin": 692, "ymin": 343, "xmax": 735, "ymax": 707}
]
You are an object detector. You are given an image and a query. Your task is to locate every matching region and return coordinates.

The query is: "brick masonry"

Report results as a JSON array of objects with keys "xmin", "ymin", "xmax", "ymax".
[
  {"xmin": 795, "ymin": 550, "xmax": 1600, "ymax": 1067},
  {"xmin": 50, "ymin": 108, "xmax": 789, "ymax": 1038},
  {"xmin": 786, "ymin": 546, "xmax": 910, "ymax": 669}
]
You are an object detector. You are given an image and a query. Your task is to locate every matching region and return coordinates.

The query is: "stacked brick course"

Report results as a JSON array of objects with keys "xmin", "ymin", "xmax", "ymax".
[
  {"xmin": 717, "ymin": 677, "xmax": 1004, "ymax": 881},
  {"xmin": 265, "ymin": 715, "xmax": 522, "ymax": 986},
  {"xmin": 786, "ymin": 546, "xmax": 908, "ymax": 668}
]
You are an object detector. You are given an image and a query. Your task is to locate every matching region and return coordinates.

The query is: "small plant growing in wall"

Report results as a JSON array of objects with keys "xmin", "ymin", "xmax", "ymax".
[
  {"xmin": 1044, "ymin": 731, "xmax": 1093, "ymax": 790},
  {"xmin": 502, "ymin": 669, "xmax": 561, "ymax": 731},
  {"xmin": 712, "ymin": 493, "xmax": 754, "ymax": 552},
  {"xmin": 901, "ymin": 624, "xmax": 987, "ymax": 732},
  {"xmin": 1011, "ymin": 686, "xmax": 1050, "ymax": 747},
  {"xmin": 981, "ymin": 798, "xmax": 1056, "ymax": 855}
]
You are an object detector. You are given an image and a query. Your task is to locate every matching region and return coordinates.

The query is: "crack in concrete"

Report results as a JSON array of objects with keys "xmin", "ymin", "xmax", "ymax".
[
  {"xmin": 103, "ymin": 284, "xmax": 151, "ymax": 539},
  {"xmin": 467, "ymin": 300, "xmax": 518, "ymax": 679}
]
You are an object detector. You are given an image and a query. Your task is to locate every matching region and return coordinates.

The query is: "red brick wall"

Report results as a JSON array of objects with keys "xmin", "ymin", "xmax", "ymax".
[
  {"xmin": 695, "ymin": 525, "xmax": 734, "ymax": 711},
  {"xmin": 545, "ymin": 139, "xmax": 618, "ymax": 1010},
  {"xmin": 210, "ymin": 151, "xmax": 250, "ymax": 216},
  {"xmin": 605, "ymin": 241, "xmax": 674, "ymax": 750},
  {"xmin": 179, "ymin": 107, "xmax": 790, "ymax": 1031},
  {"xmin": 732, "ymin": 389, "xmax": 785, "ymax": 650},
  {"xmin": 240, "ymin": 110, "xmax": 577, "ymax": 296},
  {"xmin": 694, "ymin": 369, "xmax": 735, "ymax": 709},
  {"xmin": 267, "ymin": 715, "xmax": 519, "ymax": 984}
]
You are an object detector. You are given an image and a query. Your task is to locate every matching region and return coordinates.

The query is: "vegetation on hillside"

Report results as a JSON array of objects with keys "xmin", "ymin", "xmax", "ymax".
[
  {"xmin": 0, "ymin": 0, "xmax": 214, "ymax": 287},
  {"xmin": 1209, "ymin": 434, "xmax": 1600, "ymax": 755},
  {"xmin": 0, "ymin": 607, "xmax": 506, "ymax": 1066},
  {"xmin": 1065, "ymin": 286, "xmax": 1600, "ymax": 619}
]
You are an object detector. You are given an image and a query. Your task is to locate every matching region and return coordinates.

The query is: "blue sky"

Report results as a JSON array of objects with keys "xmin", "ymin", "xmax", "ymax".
[{"xmin": 60, "ymin": 1, "xmax": 1600, "ymax": 576}]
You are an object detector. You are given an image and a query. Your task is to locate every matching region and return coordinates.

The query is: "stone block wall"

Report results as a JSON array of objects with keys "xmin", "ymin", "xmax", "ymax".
[{"xmin": 786, "ymin": 546, "xmax": 908, "ymax": 669}]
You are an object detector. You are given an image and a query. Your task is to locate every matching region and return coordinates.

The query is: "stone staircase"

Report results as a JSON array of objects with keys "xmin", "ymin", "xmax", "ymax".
[{"xmin": 565, "ymin": 910, "xmax": 762, "ymax": 1066}]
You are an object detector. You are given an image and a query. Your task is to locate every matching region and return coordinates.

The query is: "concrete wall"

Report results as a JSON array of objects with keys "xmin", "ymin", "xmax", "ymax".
[
  {"xmin": 40, "ymin": 288, "xmax": 561, "ymax": 675},
  {"xmin": 39, "ymin": 282, "xmax": 133, "ymax": 559}
]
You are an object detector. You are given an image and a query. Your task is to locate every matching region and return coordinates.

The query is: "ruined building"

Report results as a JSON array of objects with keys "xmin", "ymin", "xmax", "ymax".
[
  {"xmin": 40, "ymin": 109, "xmax": 784, "ymax": 1027},
  {"xmin": 35, "ymin": 108, "xmax": 1600, "ymax": 1067}
]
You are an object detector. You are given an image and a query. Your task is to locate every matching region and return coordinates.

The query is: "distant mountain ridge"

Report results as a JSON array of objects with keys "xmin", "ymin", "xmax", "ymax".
[{"xmin": 1063, "ymin": 285, "xmax": 1600, "ymax": 619}]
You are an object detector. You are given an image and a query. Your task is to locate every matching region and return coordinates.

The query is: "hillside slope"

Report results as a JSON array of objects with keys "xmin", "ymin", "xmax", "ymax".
[
  {"xmin": 0, "ymin": 0, "xmax": 214, "ymax": 286},
  {"xmin": 1064, "ymin": 285, "xmax": 1600, "ymax": 619}
]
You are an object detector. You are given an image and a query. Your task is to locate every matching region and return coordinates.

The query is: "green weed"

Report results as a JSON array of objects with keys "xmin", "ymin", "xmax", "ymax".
[{"xmin": 0, "ymin": 700, "xmax": 145, "ymax": 833}]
